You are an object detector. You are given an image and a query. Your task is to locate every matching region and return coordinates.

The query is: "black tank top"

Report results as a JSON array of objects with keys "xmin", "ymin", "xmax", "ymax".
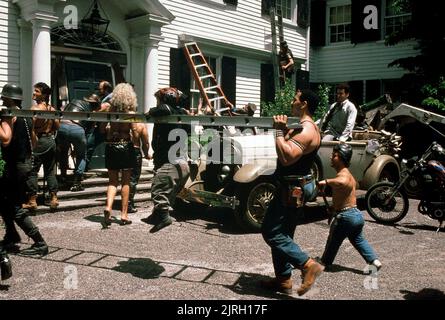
[
  {"xmin": 275, "ymin": 120, "xmax": 320, "ymax": 177},
  {"xmin": 2, "ymin": 117, "xmax": 33, "ymax": 163}
]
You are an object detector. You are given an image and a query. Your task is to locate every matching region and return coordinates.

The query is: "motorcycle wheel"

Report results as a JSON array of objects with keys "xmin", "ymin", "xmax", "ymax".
[
  {"xmin": 365, "ymin": 181, "xmax": 409, "ymax": 224},
  {"xmin": 235, "ymin": 178, "xmax": 277, "ymax": 232}
]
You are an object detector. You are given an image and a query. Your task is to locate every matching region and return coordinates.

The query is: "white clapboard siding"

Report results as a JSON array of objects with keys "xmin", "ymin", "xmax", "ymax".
[
  {"xmin": 0, "ymin": 0, "xmax": 20, "ymax": 91},
  {"xmin": 310, "ymin": 41, "xmax": 418, "ymax": 83},
  {"xmin": 158, "ymin": 0, "xmax": 308, "ymax": 108}
]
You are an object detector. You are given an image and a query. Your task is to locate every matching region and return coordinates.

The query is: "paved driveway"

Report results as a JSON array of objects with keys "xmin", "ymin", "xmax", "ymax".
[{"xmin": 1, "ymin": 198, "xmax": 444, "ymax": 301}]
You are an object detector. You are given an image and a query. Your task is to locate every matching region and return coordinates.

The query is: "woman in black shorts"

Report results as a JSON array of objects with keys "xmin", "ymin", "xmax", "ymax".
[{"xmin": 103, "ymin": 83, "xmax": 138, "ymax": 227}]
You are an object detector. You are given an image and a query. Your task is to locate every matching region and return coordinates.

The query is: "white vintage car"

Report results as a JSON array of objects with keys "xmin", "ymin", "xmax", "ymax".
[{"xmin": 177, "ymin": 129, "xmax": 400, "ymax": 232}]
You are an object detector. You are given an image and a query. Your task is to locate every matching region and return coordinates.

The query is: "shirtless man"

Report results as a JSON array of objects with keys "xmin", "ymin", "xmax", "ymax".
[
  {"xmin": 318, "ymin": 143, "xmax": 382, "ymax": 271},
  {"xmin": 128, "ymin": 122, "xmax": 151, "ymax": 213},
  {"xmin": 23, "ymin": 82, "xmax": 60, "ymax": 211}
]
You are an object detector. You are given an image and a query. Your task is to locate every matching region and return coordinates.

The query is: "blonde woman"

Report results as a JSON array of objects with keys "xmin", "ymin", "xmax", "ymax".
[{"xmin": 102, "ymin": 83, "xmax": 137, "ymax": 227}]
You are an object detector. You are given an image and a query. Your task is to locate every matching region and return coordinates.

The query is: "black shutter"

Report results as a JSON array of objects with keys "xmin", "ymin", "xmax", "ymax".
[
  {"xmin": 348, "ymin": 80, "xmax": 364, "ymax": 105},
  {"xmin": 296, "ymin": 69, "xmax": 310, "ymax": 90},
  {"xmin": 310, "ymin": 0, "xmax": 326, "ymax": 46},
  {"xmin": 261, "ymin": 63, "xmax": 275, "ymax": 103},
  {"xmin": 223, "ymin": 0, "xmax": 238, "ymax": 5},
  {"xmin": 221, "ymin": 56, "xmax": 236, "ymax": 106},
  {"xmin": 297, "ymin": 0, "xmax": 310, "ymax": 28},
  {"xmin": 351, "ymin": 0, "xmax": 381, "ymax": 44},
  {"xmin": 169, "ymin": 48, "xmax": 191, "ymax": 95},
  {"xmin": 262, "ymin": 0, "xmax": 275, "ymax": 16}
]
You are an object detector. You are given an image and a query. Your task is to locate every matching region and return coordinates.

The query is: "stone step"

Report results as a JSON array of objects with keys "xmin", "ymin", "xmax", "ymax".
[
  {"xmin": 32, "ymin": 193, "xmax": 152, "ymax": 215},
  {"xmin": 56, "ymin": 182, "xmax": 152, "ymax": 200}
]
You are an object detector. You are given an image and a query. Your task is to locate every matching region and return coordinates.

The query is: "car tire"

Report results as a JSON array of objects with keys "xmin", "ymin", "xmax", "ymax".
[{"xmin": 234, "ymin": 177, "xmax": 277, "ymax": 233}]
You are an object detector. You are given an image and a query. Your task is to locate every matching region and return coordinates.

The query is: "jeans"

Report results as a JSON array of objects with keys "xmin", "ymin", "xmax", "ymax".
[
  {"xmin": 151, "ymin": 162, "xmax": 190, "ymax": 220},
  {"xmin": 85, "ymin": 126, "xmax": 105, "ymax": 170},
  {"xmin": 321, "ymin": 208, "xmax": 378, "ymax": 266},
  {"xmin": 0, "ymin": 159, "xmax": 41, "ymax": 242},
  {"xmin": 261, "ymin": 180, "xmax": 317, "ymax": 277},
  {"xmin": 129, "ymin": 148, "xmax": 142, "ymax": 206},
  {"xmin": 57, "ymin": 123, "xmax": 87, "ymax": 177},
  {"xmin": 28, "ymin": 138, "xmax": 58, "ymax": 194}
]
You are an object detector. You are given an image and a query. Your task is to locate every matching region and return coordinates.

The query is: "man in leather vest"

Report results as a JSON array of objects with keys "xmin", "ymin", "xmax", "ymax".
[
  {"xmin": 0, "ymin": 83, "xmax": 49, "ymax": 256},
  {"xmin": 143, "ymin": 88, "xmax": 190, "ymax": 233}
]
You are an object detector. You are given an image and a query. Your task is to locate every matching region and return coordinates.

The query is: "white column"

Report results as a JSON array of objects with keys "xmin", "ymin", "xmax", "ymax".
[
  {"xmin": 144, "ymin": 39, "xmax": 160, "ymax": 113},
  {"xmin": 31, "ymin": 19, "xmax": 53, "ymax": 86}
]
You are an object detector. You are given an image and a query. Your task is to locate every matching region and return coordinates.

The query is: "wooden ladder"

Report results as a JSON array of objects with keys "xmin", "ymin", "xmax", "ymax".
[{"xmin": 183, "ymin": 42, "xmax": 233, "ymax": 115}]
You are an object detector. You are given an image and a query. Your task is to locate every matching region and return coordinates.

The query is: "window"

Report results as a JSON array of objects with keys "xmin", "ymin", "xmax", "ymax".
[
  {"xmin": 263, "ymin": 0, "xmax": 296, "ymax": 21},
  {"xmin": 276, "ymin": 0, "xmax": 293, "ymax": 20},
  {"xmin": 328, "ymin": 5, "xmax": 351, "ymax": 43},
  {"xmin": 190, "ymin": 56, "xmax": 220, "ymax": 110},
  {"xmin": 384, "ymin": 0, "xmax": 411, "ymax": 36}
]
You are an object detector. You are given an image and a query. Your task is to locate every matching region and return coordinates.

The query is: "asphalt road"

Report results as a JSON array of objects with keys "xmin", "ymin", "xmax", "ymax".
[{"xmin": 1, "ymin": 198, "xmax": 444, "ymax": 301}]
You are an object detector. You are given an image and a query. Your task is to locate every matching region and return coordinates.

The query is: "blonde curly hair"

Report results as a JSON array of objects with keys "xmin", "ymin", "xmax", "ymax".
[{"xmin": 110, "ymin": 83, "xmax": 137, "ymax": 112}]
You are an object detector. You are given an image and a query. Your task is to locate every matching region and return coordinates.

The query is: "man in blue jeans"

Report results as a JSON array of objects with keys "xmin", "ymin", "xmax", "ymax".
[
  {"xmin": 318, "ymin": 143, "xmax": 382, "ymax": 271},
  {"xmin": 261, "ymin": 89, "xmax": 324, "ymax": 296}
]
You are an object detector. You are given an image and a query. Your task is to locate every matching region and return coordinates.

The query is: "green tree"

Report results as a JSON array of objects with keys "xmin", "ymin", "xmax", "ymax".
[{"xmin": 386, "ymin": 0, "xmax": 445, "ymax": 112}]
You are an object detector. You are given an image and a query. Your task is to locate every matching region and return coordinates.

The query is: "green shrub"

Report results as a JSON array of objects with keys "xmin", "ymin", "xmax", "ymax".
[{"xmin": 260, "ymin": 80, "xmax": 295, "ymax": 116}]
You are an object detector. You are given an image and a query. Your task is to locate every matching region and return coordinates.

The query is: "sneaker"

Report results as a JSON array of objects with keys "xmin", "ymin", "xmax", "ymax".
[
  {"xmin": 70, "ymin": 183, "xmax": 85, "ymax": 192},
  {"xmin": 128, "ymin": 205, "xmax": 138, "ymax": 214},
  {"xmin": 371, "ymin": 259, "xmax": 382, "ymax": 271}
]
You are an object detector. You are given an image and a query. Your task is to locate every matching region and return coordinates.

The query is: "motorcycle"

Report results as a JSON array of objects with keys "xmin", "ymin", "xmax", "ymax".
[{"xmin": 365, "ymin": 141, "xmax": 445, "ymax": 231}]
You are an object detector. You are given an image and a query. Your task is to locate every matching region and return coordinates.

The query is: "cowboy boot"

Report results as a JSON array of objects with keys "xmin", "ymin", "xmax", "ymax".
[
  {"xmin": 260, "ymin": 275, "xmax": 293, "ymax": 294},
  {"xmin": 22, "ymin": 194, "xmax": 38, "ymax": 211},
  {"xmin": 297, "ymin": 258, "xmax": 324, "ymax": 296},
  {"xmin": 49, "ymin": 192, "xmax": 59, "ymax": 211}
]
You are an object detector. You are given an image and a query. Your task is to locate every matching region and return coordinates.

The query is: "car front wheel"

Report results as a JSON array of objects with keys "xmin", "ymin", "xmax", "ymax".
[{"xmin": 235, "ymin": 177, "xmax": 277, "ymax": 232}]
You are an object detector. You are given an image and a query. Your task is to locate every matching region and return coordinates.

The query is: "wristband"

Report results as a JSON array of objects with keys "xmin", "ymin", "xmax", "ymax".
[{"xmin": 275, "ymin": 130, "xmax": 284, "ymax": 138}]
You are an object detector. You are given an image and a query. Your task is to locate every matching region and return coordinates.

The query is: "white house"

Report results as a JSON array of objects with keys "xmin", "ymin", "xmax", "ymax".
[
  {"xmin": 0, "ymin": 0, "xmax": 311, "ymax": 112},
  {"xmin": 309, "ymin": 0, "xmax": 419, "ymax": 104}
]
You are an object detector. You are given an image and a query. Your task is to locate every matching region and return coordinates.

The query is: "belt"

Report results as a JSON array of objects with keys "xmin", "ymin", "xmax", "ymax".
[
  {"xmin": 336, "ymin": 205, "xmax": 357, "ymax": 213},
  {"xmin": 282, "ymin": 174, "xmax": 314, "ymax": 186},
  {"xmin": 37, "ymin": 132, "xmax": 54, "ymax": 138}
]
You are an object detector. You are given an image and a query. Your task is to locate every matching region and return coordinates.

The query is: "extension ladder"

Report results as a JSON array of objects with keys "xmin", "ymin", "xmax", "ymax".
[{"xmin": 183, "ymin": 42, "xmax": 233, "ymax": 115}]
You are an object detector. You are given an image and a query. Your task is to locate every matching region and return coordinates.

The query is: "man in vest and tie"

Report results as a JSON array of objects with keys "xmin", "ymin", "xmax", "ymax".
[{"xmin": 319, "ymin": 83, "xmax": 357, "ymax": 142}]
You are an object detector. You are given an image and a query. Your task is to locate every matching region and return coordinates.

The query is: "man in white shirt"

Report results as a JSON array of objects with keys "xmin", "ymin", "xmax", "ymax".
[{"xmin": 320, "ymin": 83, "xmax": 357, "ymax": 142}]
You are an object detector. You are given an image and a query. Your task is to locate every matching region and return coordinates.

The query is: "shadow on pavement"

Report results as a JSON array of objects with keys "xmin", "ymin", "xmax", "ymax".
[
  {"xmin": 112, "ymin": 258, "xmax": 165, "ymax": 279},
  {"xmin": 0, "ymin": 284, "xmax": 10, "ymax": 291},
  {"xmin": 323, "ymin": 264, "xmax": 364, "ymax": 275},
  {"xmin": 400, "ymin": 288, "xmax": 445, "ymax": 300},
  {"xmin": 225, "ymin": 273, "xmax": 300, "ymax": 300}
]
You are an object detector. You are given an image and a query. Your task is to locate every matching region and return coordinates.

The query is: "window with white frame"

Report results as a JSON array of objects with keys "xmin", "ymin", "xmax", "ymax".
[
  {"xmin": 328, "ymin": 4, "xmax": 351, "ymax": 44},
  {"xmin": 190, "ymin": 55, "xmax": 220, "ymax": 110},
  {"xmin": 384, "ymin": 0, "xmax": 411, "ymax": 36},
  {"xmin": 276, "ymin": 0, "xmax": 293, "ymax": 20}
]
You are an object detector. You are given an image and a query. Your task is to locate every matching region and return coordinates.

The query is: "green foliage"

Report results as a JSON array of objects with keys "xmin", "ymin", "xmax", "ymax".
[
  {"xmin": 0, "ymin": 149, "xmax": 5, "ymax": 178},
  {"xmin": 421, "ymin": 77, "xmax": 445, "ymax": 112},
  {"xmin": 260, "ymin": 80, "xmax": 295, "ymax": 116},
  {"xmin": 313, "ymin": 83, "xmax": 332, "ymax": 121}
]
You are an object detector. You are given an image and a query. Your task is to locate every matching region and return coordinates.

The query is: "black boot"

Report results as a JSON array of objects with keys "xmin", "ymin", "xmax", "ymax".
[
  {"xmin": 20, "ymin": 231, "xmax": 48, "ymax": 257},
  {"xmin": 0, "ymin": 251, "xmax": 12, "ymax": 280}
]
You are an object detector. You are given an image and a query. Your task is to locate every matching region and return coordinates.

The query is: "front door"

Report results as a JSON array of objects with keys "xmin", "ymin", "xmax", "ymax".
[
  {"xmin": 65, "ymin": 61, "xmax": 113, "ymax": 169},
  {"xmin": 66, "ymin": 61, "xmax": 113, "ymax": 100}
]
